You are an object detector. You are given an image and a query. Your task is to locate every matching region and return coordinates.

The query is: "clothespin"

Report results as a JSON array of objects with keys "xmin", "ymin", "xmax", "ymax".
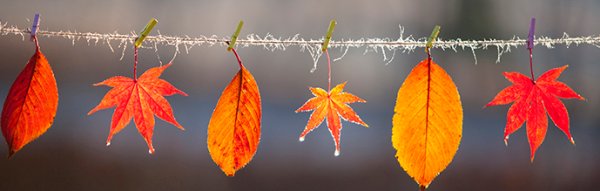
[
  {"xmin": 134, "ymin": 18, "xmax": 158, "ymax": 48},
  {"xmin": 527, "ymin": 17, "xmax": 536, "ymax": 50},
  {"xmin": 30, "ymin": 13, "xmax": 40, "ymax": 41},
  {"xmin": 425, "ymin": 25, "xmax": 441, "ymax": 53},
  {"xmin": 322, "ymin": 20, "xmax": 336, "ymax": 52},
  {"xmin": 227, "ymin": 20, "xmax": 244, "ymax": 51}
]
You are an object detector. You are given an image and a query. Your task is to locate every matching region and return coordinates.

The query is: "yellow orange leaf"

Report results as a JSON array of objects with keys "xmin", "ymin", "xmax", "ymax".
[
  {"xmin": 392, "ymin": 58, "xmax": 462, "ymax": 189},
  {"xmin": 208, "ymin": 66, "xmax": 261, "ymax": 176}
]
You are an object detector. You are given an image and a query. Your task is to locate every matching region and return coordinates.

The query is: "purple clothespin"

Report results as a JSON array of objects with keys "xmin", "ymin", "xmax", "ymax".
[
  {"xmin": 527, "ymin": 17, "xmax": 535, "ymax": 50},
  {"xmin": 30, "ymin": 13, "xmax": 40, "ymax": 41}
]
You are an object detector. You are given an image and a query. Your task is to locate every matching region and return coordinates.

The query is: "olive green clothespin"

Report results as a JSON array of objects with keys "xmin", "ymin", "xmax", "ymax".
[
  {"xmin": 322, "ymin": 20, "xmax": 336, "ymax": 52},
  {"xmin": 227, "ymin": 20, "xmax": 244, "ymax": 51},
  {"xmin": 134, "ymin": 18, "xmax": 158, "ymax": 48},
  {"xmin": 425, "ymin": 25, "xmax": 441, "ymax": 53}
]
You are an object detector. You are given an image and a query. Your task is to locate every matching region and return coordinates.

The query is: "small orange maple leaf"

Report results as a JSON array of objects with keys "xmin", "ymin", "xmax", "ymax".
[
  {"xmin": 88, "ymin": 63, "xmax": 187, "ymax": 154},
  {"xmin": 296, "ymin": 82, "xmax": 368, "ymax": 156}
]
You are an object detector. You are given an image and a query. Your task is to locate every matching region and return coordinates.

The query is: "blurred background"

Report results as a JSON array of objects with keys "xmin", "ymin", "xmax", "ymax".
[{"xmin": 0, "ymin": 0, "xmax": 599, "ymax": 190}]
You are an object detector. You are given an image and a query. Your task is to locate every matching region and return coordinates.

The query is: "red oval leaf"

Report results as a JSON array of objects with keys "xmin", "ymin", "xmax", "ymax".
[{"xmin": 2, "ymin": 45, "xmax": 58, "ymax": 157}]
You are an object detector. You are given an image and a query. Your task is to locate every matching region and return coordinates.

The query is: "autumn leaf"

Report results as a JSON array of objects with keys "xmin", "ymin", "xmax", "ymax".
[
  {"xmin": 88, "ymin": 63, "xmax": 187, "ymax": 154},
  {"xmin": 485, "ymin": 65, "xmax": 584, "ymax": 161},
  {"xmin": 296, "ymin": 82, "xmax": 368, "ymax": 156},
  {"xmin": 207, "ymin": 65, "xmax": 262, "ymax": 176},
  {"xmin": 392, "ymin": 58, "xmax": 462, "ymax": 189},
  {"xmin": 1, "ymin": 42, "xmax": 58, "ymax": 157}
]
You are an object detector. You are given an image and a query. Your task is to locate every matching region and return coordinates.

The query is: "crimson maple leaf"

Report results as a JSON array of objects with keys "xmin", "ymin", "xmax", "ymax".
[
  {"xmin": 486, "ymin": 65, "xmax": 584, "ymax": 161},
  {"xmin": 296, "ymin": 82, "xmax": 368, "ymax": 156},
  {"xmin": 88, "ymin": 63, "xmax": 187, "ymax": 154}
]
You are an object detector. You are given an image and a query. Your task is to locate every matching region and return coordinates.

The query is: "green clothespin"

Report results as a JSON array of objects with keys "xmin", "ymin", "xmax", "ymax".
[
  {"xmin": 322, "ymin": 20, "xmax": 336, "ymax": 52},
  {"xmin": 134, "ymin": 18, "xmax": 158, "ymax": 48},
  {"xmin": 425, "ymin": 25, "xmax": 441, "ymax": 53},
  {"xmin": 227, "ymin": 20, "xmax": 244, "ymax": 51}
]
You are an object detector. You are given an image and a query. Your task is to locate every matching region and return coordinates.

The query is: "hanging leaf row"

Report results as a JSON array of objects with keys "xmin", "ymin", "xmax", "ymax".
[{"xmin": 0, "ymin": 18, "xmax": 587, "ymax": 191}]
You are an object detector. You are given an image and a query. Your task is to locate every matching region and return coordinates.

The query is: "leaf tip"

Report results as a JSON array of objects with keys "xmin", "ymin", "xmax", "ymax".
[
  {"xmin": 334, "ymin": 149, "xmax": 340, "ymax": 157},
  {"xmin": 299, "ymin": 136, "xmax": 305, "ymax": 142},
  {"xmin": 504, "ymin": 136, "xmax": 509, "ymax": 146},
  {"xmin": 570, "ymin": 137, "xmax": 576, "ymax": 145},
  {"xmin": 106, "ymin": 141, "xmax": 111, "ymax": 146},
  {"xmin": 148, "ymin": 148, "xmax": 155, "ymax": 154},
  {"xmin": 174, "ymin": 122, "xmax": 185, "ymax": 131},
  {"xmin": 530, "ymin": 148, "xmax": 537, "ymax": 163},
  {"xmin": 225, "ymin": 171, "xmax": 236, "ymax": 177}
]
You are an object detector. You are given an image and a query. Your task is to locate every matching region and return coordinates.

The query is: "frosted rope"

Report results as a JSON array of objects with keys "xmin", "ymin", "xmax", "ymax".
[{"xmin": 2, "ymin": 22, "xmax": 600, "ymax": 71}]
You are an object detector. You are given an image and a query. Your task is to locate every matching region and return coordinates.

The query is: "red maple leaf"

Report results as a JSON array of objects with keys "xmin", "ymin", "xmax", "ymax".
[
  {"xmin": 296, "ymin": 82, "xmax": 368, "ymax": 156},
  {"xmin": 486, "ymin": 65, "xmax": 584, "ymax": 161},
  {"xmin": 88, "ymin": 63, "xmax": 187, "ymax": 154}
]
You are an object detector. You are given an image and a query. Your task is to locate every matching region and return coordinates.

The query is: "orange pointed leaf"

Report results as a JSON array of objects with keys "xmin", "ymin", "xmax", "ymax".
[
  {"xmin": 88, "ymin": 63, "xmax": 187, "ymax": 154},
  {"xmin": 207, "ymin": 66, "xmax": 262, "ymax": 176},
  {"xmin": 486, "ymin": 65, "xmax": 584, "ymax": 161},
  {"xmin": 296, "ymin": 82, "xmax": 368, "ymax": 156},
  {"xmin": 1, "ymin": 45, "xmax": 58, "ymax": 157},
  {"xmin": 392, "ymin": 58, "xmax": 463, "ymax": 189}
]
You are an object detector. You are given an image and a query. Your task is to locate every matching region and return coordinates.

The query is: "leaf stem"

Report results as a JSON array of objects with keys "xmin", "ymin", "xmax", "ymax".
[
  {"xmin": 230, "ymin": 47, "xmax": 244, "ymax": 68},
  {"xmin": 528, "ymin": 48, "xmax": 535, "ymax": 82},
  {"xmin": 225, "ymin": 41, "xmax": 244, "ymax": 68},
  {"xmin": 33, "ymin": 36, "xmax": 40, "ymax": 50},
  {"xmin": 426, "ymin": 47, "xmax": 431, "ymax": 61},
  {"xmin": 326, "ymin": 49, "xmax": 331, "ymax": 92},
  {"xmin": 134, "ymin": 46, "xmax": 138, "ymax": 80}
]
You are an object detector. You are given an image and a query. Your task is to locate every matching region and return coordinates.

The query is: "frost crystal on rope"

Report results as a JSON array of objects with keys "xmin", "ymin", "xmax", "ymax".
[{"xmin": 2, "ymin": 22, "xmax": 600, "ymax": 71}]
